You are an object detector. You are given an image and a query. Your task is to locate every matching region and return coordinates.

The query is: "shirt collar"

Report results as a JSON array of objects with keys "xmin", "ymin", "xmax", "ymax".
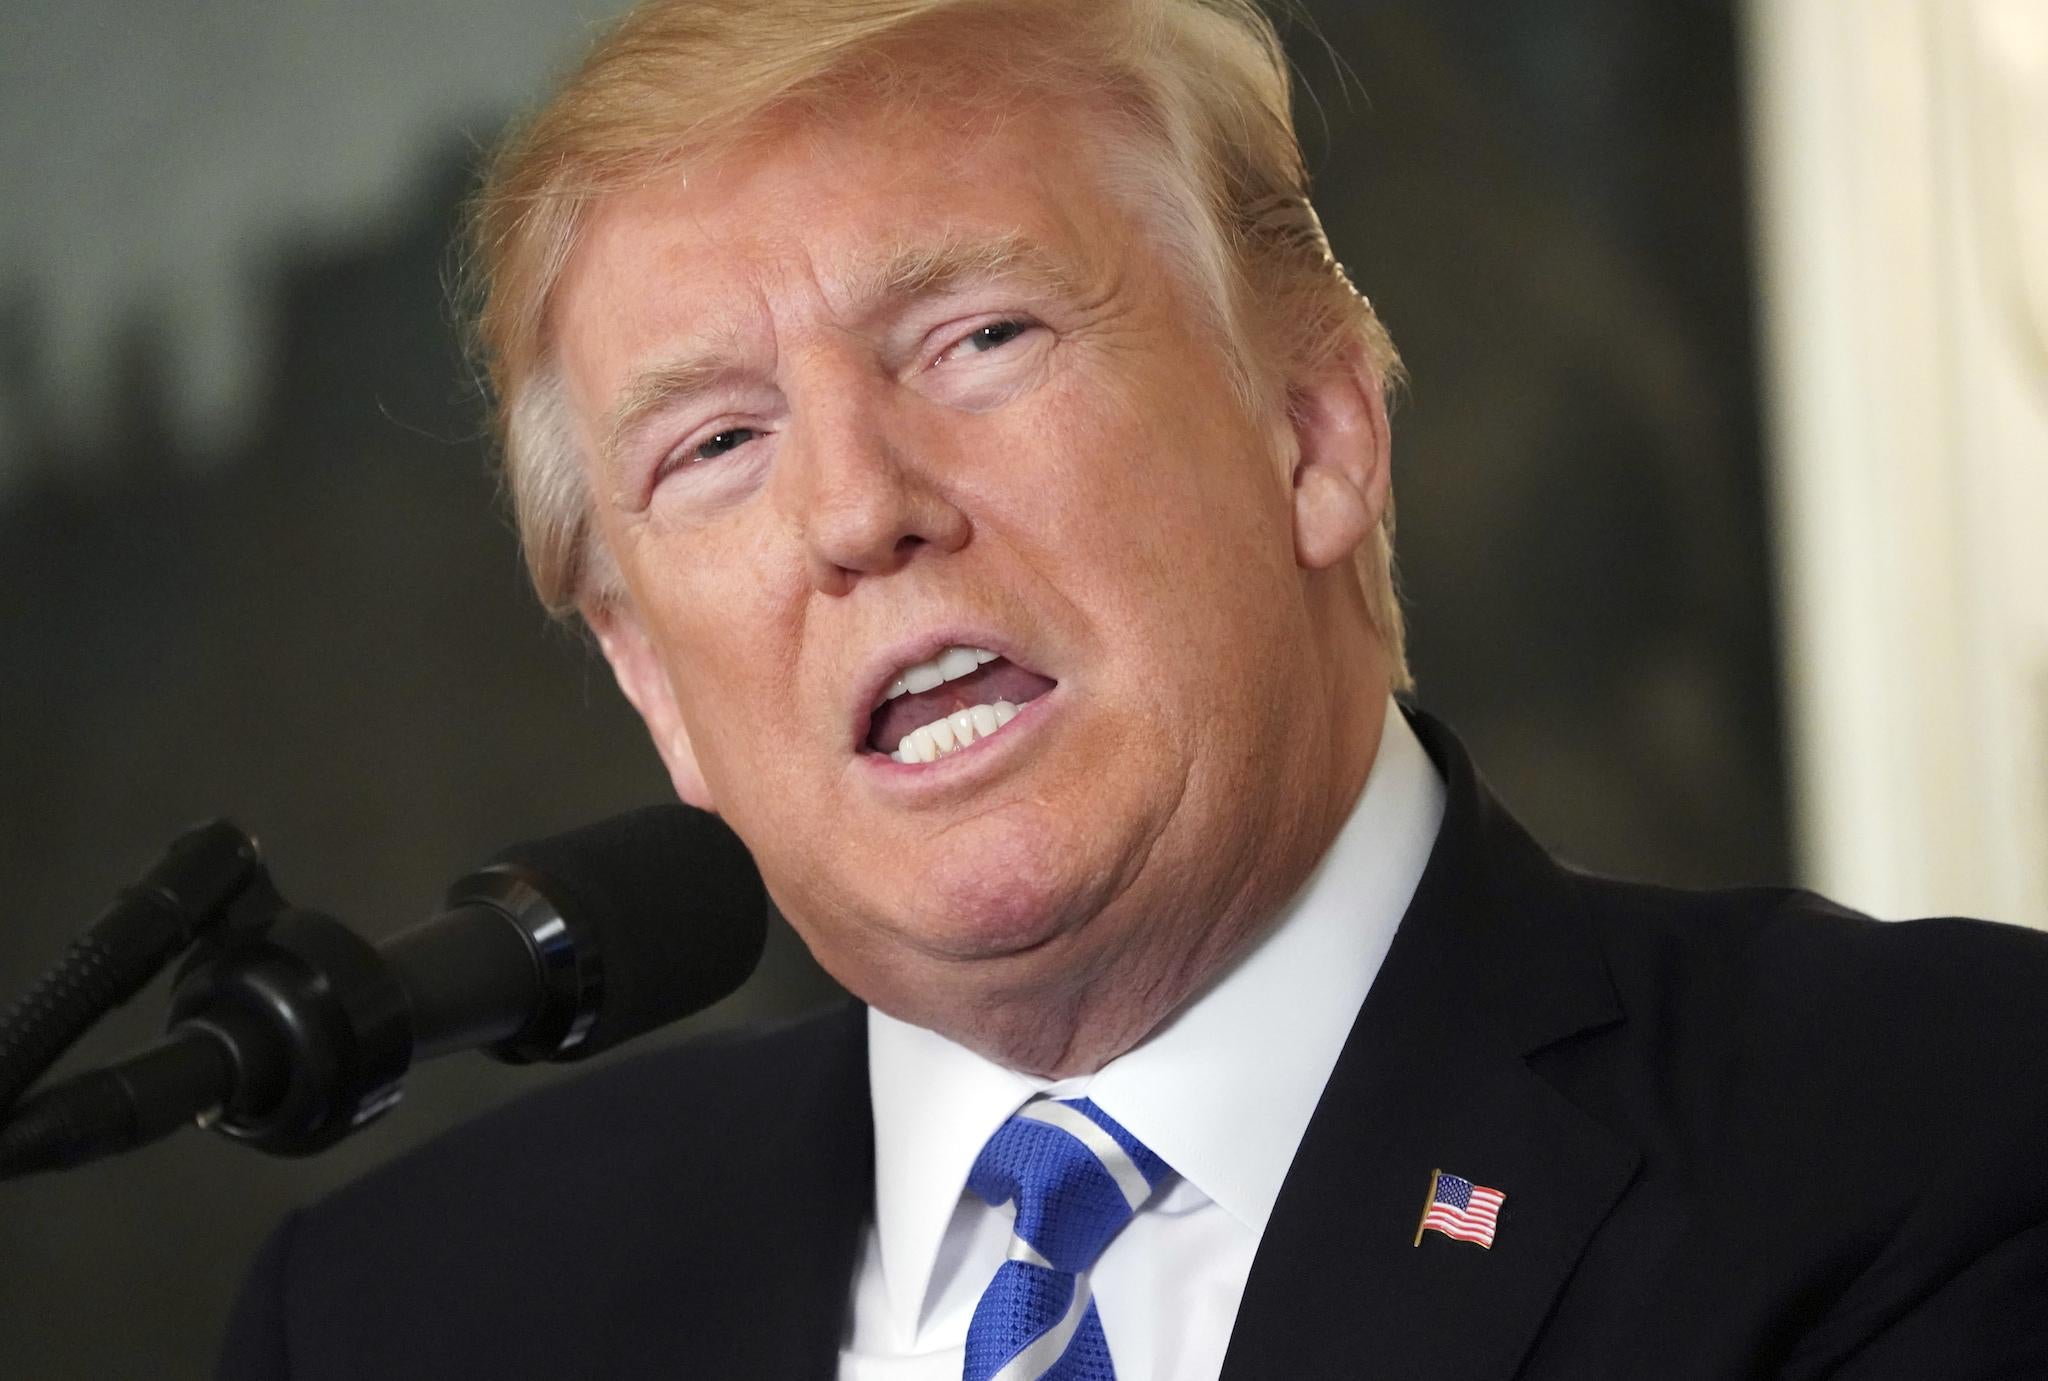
[{"xmin": 865, "ymin": 698, "xmax": 1446, "ymax": 1338}]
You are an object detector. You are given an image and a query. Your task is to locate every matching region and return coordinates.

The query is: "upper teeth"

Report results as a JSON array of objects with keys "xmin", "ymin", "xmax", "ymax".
[{"xmin": 880, "ymin": 645, "xmax": 998, "ymax": 704}]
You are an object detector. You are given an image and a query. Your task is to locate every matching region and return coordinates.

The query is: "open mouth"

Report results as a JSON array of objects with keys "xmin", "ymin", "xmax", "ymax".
[{"xmin": 864, "ymin": 645, "xmax": 1057, "ymax": 764}]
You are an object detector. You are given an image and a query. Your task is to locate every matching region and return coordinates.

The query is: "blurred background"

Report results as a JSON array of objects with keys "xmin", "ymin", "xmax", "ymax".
[{"xmin": 1, "ymin": 0, "xmax": 2042, "ymax": 1374}]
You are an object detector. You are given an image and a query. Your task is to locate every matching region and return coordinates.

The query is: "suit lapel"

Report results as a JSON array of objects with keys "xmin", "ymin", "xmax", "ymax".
[{"xmin": 1221, "ymin": 710, "xmax": 1640, "ymax": 1381}]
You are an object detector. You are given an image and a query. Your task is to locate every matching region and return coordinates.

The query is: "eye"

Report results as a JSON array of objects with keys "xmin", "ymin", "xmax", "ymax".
[
  {"xmin": 650, "ymin": 425, "xmax": 765, "ymax": 489},
  {"xmin": 692, "ymin": 427, "xmax": 759, "ymax": 461},
  {"xmin": 966, "ymin": 321, "xmax": 1028, "ymax": 351},
  {"xmin": 936, "ymin": 319, "xmax": 1038, "ymax": 364}
]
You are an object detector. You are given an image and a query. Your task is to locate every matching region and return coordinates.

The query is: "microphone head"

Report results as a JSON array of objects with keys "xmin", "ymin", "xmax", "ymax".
[{"xmin": 475, "ymin": 804, "xmax": 767, "ymax": 1061}]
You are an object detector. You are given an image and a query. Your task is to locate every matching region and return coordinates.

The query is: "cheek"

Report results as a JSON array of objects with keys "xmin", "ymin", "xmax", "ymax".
[
  {"xmin": 972, "ymin": 375, "xmax": 1212, "ymax": 563},
  {"xmin": 621, "ymin": 527, "xmax": 806, "ymax": 770},
  {"xmin": 980, "ymin": 368, "xmax": 1299, "ymax": 644}
]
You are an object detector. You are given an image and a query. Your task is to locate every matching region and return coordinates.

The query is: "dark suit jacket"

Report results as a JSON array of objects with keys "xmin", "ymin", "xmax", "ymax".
[{"xmin": 219, "ymin": 712, "xmax": 2048, "ymax": 1378}]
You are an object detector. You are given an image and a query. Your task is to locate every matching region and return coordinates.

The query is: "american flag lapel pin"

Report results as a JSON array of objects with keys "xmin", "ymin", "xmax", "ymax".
[{"xmin": 1413, "ymin": 1168, "xmax": 1505, "ymax": 1248}]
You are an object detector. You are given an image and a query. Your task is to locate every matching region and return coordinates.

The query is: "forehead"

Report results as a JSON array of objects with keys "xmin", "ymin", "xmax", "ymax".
[{"xmin": 549, "ymin": 92, "xmax": 1131, "ymax": 376}]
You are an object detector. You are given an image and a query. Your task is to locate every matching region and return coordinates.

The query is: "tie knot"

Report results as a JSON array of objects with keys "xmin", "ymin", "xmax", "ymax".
[{"xmin": 966, "ymin": 1097, "xmax": 1172, "ymax": 1274}]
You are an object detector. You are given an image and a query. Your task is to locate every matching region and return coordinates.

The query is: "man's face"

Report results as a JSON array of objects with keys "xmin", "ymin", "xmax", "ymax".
[{"xmin": 551, "ymin": 89, "xmax": 1386, "ymax": 1054}]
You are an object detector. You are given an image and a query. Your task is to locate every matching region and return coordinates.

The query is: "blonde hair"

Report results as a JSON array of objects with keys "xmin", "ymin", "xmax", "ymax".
[{"xmin": 466, "ymin": 0, "xmax": 1409, "ymax": 685}]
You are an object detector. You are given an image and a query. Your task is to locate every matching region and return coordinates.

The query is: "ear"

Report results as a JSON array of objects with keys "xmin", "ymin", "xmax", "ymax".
[
  {"xmin": 585, "ymin": 600, "xmax": 717, "ymax": 811},
  {"xmin": 1286, "ymin": 346, "xmax": 1392, "ymax": 571}
]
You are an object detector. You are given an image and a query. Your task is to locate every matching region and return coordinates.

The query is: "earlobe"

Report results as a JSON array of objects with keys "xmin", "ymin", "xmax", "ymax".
[
  {"xmin": 1288, "ymin": 348, "xmax": 1392, "ymax": 571},
  {"xmin": 586, "ymin": 601, "xmax": 717, "ymax": 810}
]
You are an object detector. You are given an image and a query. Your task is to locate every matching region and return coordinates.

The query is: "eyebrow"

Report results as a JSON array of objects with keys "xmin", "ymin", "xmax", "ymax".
[{"xmin": 598, "ymin": 231, "xmax": 1088, "ymax": 471}]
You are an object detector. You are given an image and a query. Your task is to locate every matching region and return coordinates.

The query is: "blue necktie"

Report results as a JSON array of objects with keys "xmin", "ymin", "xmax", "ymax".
[{"xmin": 962, "ymin": 1097, "xmax": 1173, "ymax": 1381}]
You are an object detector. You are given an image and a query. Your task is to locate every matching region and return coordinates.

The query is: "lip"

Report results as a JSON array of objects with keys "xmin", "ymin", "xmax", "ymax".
[{"xmin": 846, "ymin": 627, "xmax": 1049, "ymax": 752}]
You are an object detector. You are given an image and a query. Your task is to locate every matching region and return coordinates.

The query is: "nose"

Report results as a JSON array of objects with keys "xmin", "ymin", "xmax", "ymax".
[{"xmin": 779, "ymin": 384, "xmax": 971, "ymax": 596}]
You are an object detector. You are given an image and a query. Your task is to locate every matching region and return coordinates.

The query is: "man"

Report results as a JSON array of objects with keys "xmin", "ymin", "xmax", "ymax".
[{"xmin": 221, "ymin": 0, "xmax": 2048, "ymax": 1376}]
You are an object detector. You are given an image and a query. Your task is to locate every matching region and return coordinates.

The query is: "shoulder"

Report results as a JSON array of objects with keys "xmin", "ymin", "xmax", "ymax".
[
  {"xmin": 1567, "ymin": 875, "xmax": 2048, "ymax": 1086},
  {"xmin": 1555, "ymin": 876, "xmax": 2048, "ymax": 1291},
  {"xmin": 308, "ymin": 997, "xmax": 865, "ymax": 1243},
  {"xmin": 1526, "ymin": 878, "xmax": 2048, "ymax": 1371},
  {"xmin": 1558, "ymin": 874, "xmax": 2048, "ymax": 1128},
  {"xmin": 218, "ymin": 1001, "xmax": 870, "ymax": 1380}
]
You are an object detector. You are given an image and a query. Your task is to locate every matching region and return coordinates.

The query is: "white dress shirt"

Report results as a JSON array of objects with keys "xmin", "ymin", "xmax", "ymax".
[{"xmin": 837, "ymin": 701, "xmax": 1446, "ymax": 1380}]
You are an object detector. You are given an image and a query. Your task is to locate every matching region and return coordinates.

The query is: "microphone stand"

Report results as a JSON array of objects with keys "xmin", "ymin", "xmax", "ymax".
[
  {"xmin": 0, "ymin": 859, "xmax": 590, "ymax": 1179},
  {"xmin": 0, "ymin": 820, "xmax": 278, "ymax": 1118},
  {"xmin": 0, "ymin": 906, "xmax": 415, "ymax": 1177},
  {"xmin": 0, "ymin": 821, "xmax": 425, "ymax": 1178},
  {"xmin": 1, "ymin": 801, "xmax": 764, "ymax": 1179}
]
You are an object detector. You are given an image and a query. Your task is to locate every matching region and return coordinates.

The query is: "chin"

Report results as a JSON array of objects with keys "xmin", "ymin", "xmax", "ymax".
[
  {"xmin": 892, "ymin": 816, "xmax": 1111, "ymax": 963},
  {"xmin": 793, "ymin": 805, "xmax": 1119, "ymax": 976}
]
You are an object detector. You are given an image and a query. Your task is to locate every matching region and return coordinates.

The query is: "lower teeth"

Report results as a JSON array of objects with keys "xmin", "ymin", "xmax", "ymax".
[{"xmin": 891, "ymin": 699, "xmax": 1022, "ymax": 763}]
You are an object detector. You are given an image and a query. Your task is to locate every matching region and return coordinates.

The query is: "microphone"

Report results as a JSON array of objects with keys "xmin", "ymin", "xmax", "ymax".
[
  {"xmin": 394, "ymin": 803, "xmax": 769, "ymax": 1064},
  {"xmin": 0, "ymin": 806, "xmax": 766, "ymax": 1178}
]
